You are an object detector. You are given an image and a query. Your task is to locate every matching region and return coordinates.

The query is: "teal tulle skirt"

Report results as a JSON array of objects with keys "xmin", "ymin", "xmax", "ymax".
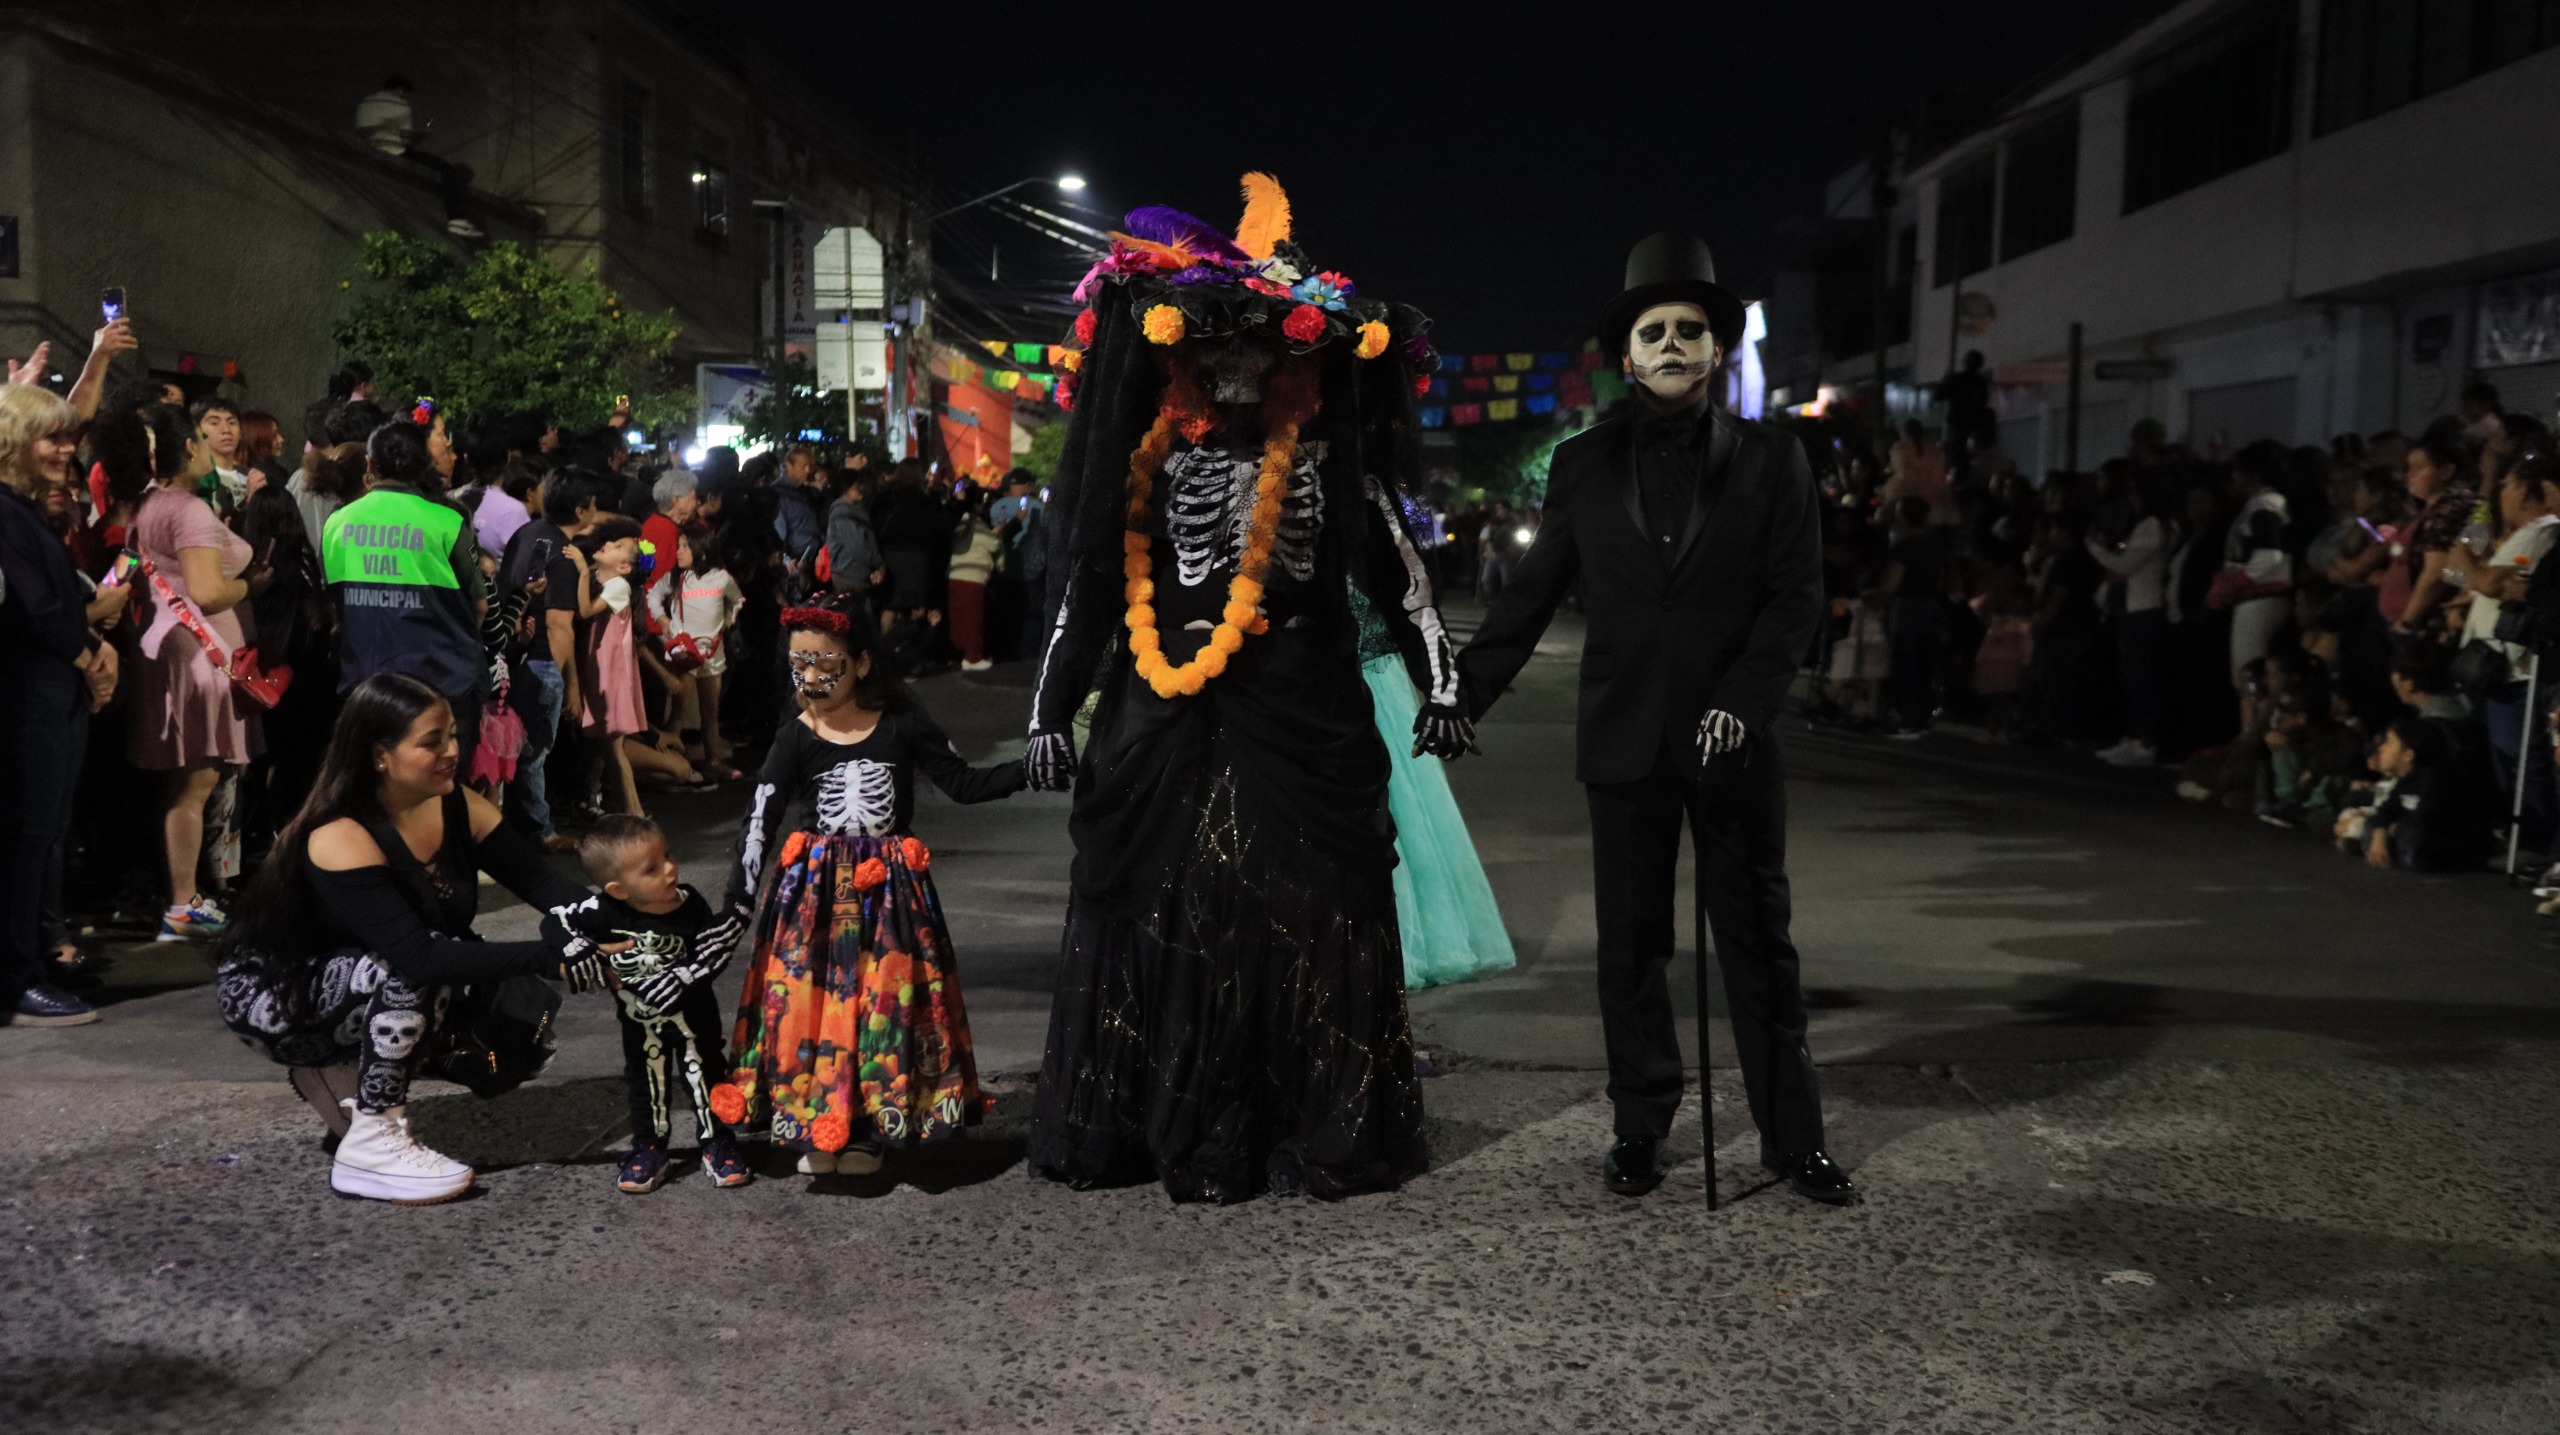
[{"xmin": 1363, "ymin": 655, "xmax": 1518, "ymax": 990}]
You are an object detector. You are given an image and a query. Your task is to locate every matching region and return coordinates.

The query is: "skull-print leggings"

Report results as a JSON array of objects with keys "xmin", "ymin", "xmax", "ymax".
[{"xmin": 216, "ymin": 951, "xmax": 447, "ymax": 1115}]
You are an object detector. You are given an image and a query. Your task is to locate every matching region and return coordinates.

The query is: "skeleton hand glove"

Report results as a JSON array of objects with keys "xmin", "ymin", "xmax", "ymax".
[
  {"xmin": 1411, "ymin": 703, "xmax": 1477, "ymax": 762},
  {"xmin": 628, "ymin": 969, "xmax": 689, "ymax": 1016},
  {"xmin": 1697, "ymin": 710, "xmax": 1747, "ymax": 759},
  {"xmin": 691, "ymin": 905, "xmax": 749, "ymax": 981},
  {"xmin": 541, "ymin": 906, "xmax": 612, "ymax": 994},
  {"xmin": 1025, "ymin": 729, "xmax": 1078, "ymax": 792}
]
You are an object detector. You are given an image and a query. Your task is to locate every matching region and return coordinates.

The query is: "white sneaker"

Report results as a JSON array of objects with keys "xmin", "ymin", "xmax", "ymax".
[
  {"xmin": 330, "ymin": 1099, "xmax": 474, "ymax": 1205},
  {"xmin": 960, "ymin": 659, "xmax": 993, "ymax": 673},
  {"xmin": 2099, "ymin": 740, "xmax": 2156, "ymax": 768},
  {"xmin": 796, "ymin": 1150, "xmax": 837, "ymax": 1175},
  {"xmin": 2176, "ymin": 780, "xmax": 2212, "ymax": 804}
]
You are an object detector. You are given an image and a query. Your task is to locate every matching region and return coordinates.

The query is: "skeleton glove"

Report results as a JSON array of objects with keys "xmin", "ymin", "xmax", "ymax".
[
  {"xmin": 1025, "ymin": 729, "xmax": 1078, "ymax": 792},
  {"xmin": 1697, "ymin": 710, "xmax": 1747, "ymax": 759},
  {"xmin": 690, "ymin": 905, "xmax": 750, "ymax": 982},
  {"xmin": 1411, "ymin": 703, "xmax": 1477, "ymax": 762},
  {"xmin": 541, "ymin": 906, "xmax": 612, "ymax": 994}
]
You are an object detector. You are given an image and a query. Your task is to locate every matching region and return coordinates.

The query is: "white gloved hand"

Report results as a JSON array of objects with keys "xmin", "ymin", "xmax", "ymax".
[{"xmin": 1698, "ymin": 710, "xmax": 1747, "ymax": 759}]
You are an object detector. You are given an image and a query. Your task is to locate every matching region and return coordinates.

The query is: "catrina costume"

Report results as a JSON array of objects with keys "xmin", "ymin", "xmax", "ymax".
[
  {"xmin": 716, "ymin": 603, "xmax": 1026, "ymax": 1157},
  {"xmin": 1021, "ymin": 174, "xmax": 1471, "ymax": 1202}
]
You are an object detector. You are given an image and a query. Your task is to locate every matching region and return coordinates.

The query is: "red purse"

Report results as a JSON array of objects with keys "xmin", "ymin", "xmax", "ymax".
[{"xmin": 136, "ymin": 553, "xmax": 294, "ymax": 709}]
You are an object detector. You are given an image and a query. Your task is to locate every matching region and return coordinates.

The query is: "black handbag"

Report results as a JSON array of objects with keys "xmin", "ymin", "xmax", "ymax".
[{"xmin": 417, "ymin": 974, "xmax": 561, "ymax": 1098}]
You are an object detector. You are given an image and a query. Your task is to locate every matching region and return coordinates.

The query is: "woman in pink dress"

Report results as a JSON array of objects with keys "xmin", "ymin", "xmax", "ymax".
[{"xmin": 117, "ymin": 405, "xmax": 265, "ymax": 941}]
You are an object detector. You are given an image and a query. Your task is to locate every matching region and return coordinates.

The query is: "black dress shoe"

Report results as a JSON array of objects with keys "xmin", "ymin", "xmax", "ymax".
[
  {"xmin": 1604, "ymin": 1135, "xmax": 1665, "ymax": 1197},
  {"xmin": 1763, "ymin": 1149, "xmax": 1862, "ymax": 1205},
  {"xmin": 12, "ymin": 984, "xmax": 100, "ymax": 1027}
]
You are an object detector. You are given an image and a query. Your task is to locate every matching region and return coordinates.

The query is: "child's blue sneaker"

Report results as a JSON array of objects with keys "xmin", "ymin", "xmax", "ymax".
[
  {"xmin": 616, "ymin": 1143, "xmax": 670, "ymax": 1194},
  {"xmin": 702, "ymin": 1133, "xmax": 752, "ymax": 1188}
]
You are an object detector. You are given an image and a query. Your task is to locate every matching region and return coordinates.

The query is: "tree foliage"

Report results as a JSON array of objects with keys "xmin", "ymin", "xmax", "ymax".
[
  {"xmin": 332, "ymin": 233, "xmax": 687, "ymax": 430},
  {"xmin": 1453, "ymin": 421, "xmax": 1573, "ymax": 504},
  {"xmin": 1019, "ymin": 419, "xmax": 1068, "ymax": 482}
]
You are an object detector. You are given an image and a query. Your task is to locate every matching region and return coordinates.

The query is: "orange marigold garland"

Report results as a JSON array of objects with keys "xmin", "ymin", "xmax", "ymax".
[
  {"xmin": 809, "ymin": 1112, "xmax": 851, "ymax": 1152},
  {"xmin": 709, "ymin": 1082, "xmax": 749, "ymax": 1125},
  {"xmin": 1122, "ymin": 361, "xmax": 1318, "ymax": 699}
]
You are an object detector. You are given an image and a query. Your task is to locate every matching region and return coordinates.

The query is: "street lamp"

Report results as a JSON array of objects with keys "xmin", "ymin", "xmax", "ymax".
[{"xmin": 932, "ymin": 174, "xmax": 1089, "ymax": 222}]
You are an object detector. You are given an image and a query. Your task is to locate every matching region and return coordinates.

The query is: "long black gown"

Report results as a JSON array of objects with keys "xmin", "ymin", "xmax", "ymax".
[{"xmin": 1024, "ymin": 432, "xmax": 1459, "ymax": 1202}]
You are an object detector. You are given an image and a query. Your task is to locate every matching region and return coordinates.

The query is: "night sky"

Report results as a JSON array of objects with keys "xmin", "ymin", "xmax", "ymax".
[{"xmin": 743, "ymin": 2, "xmax": 2161, "ymax": 354}]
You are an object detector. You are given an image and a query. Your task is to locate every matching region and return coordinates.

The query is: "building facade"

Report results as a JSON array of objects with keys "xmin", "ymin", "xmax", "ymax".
[
  {"xmin": 2, "ymin": 3, "xmax": 923, "ymax": 426},
  {"xmin": 1772, "ymin": 0, "xmax": 2560, "ymax": 471}
]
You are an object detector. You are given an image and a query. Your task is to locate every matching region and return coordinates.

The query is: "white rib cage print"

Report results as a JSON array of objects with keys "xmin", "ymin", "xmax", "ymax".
[{"xmin": 1159, "ymin": 439, "xmax": 1330, "ymax": 587}]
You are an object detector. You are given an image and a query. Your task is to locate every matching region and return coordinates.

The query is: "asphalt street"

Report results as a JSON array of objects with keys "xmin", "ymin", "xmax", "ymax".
[{"xmin": 4, "ymin": 604, "xmax": 2557, "ymax": 1434}]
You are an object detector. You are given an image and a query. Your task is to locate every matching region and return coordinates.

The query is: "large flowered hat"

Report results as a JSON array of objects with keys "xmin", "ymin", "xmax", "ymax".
[{"xmin": 1049, "ymin": 172, "xmax": 1436, "ymax": 403}]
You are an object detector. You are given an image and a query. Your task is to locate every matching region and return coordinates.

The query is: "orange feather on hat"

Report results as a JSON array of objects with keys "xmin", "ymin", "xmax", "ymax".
[{"xmin": 1234, "ymin": 172, "xmax": 1291, "ymax": 260}]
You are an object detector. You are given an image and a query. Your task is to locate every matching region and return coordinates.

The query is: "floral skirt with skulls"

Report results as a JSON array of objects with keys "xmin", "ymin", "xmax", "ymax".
[
  {"xmin": 216, "ymin": 951, "xmax": 448, "ymax": 1113},
  {"xmin": 721, "ymin": 831, "xmax": 986, "ymax": 1153}
]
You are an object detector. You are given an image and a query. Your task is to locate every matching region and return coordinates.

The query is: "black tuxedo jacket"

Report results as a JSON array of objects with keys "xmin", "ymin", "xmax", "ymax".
[{"xmin": 1458, "ymin": 407, "xmax": 1822, "ymax": 787}]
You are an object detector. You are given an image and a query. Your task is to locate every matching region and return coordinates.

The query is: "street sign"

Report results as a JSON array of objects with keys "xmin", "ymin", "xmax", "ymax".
[{"xmin": 2093, "ymin": 358, "xmax": 2174, "ymax": 381}]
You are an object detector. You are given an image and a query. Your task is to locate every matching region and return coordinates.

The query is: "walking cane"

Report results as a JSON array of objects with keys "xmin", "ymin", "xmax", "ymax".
[
  {"xmin": 2508, "ymin": 654, "xmax": 2541, "ymax": 881},
  {"xmin": 1696, "ymin": 890, "xmax": 1718, "ymax": 1211}
]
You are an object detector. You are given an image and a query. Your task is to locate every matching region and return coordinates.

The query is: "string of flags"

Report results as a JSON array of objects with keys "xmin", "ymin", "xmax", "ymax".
[{"xmin": 1416, "ymin": 344, "xmax": 1620, "ymax": 428}]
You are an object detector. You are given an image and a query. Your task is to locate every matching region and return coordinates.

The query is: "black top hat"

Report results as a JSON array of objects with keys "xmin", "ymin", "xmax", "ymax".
[{"xmin": 1597, "ymin": 232, "xmax": 1747, "ymax": 361}]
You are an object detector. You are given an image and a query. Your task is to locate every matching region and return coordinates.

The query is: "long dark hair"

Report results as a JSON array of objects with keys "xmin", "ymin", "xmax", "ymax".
[{"xmin": 218, "ymin": 675, "xmax": 452, "ymax": 968}]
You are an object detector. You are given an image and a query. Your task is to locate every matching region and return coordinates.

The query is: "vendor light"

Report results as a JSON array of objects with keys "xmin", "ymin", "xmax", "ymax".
[
  {"xmin": 682, "ymin": 444, "xmax": 706, "ymax": 466},
  {"xmin": 1056, "ymin": 174, "xmax": 1087, "ymax": 192},
  {"xmin": 1513, "ymin": 526, "xmax": 1534, "ymax": 546}
]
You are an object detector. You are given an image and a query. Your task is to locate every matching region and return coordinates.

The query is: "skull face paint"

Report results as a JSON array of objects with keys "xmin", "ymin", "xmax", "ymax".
[
  {"xmin": 788, "ymin": 643, "xmax": 849, "ymax": 700},
  {"xmin": 1625, "ymin": 301, "xmax": 1719, "ymax": 408}
]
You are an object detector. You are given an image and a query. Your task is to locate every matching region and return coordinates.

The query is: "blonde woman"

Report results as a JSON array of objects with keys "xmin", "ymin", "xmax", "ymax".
[{"xmin": 0, "ymin": 382, "xmax": 122, "ymax": 1025}]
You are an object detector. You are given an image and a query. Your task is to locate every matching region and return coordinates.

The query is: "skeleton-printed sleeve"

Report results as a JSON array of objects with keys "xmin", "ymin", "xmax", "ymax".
[
  {"xmin": 309, "ymin": 866, "xmax": 558, "ymax": 986},
  {"xmin": 723, "ymin": 730, "xmax": 798, "ymax": 914},
  {"xmin": 906, "ymin": 705, "xmax": 1031, "ymax": 806},
  {"xmin": 1358, "ymin": 475, "xmax": 1461, "ymax": 708},
  {"xmin": 1028, "ymin": 544, "xmax": 1118, "ymax": 738}
]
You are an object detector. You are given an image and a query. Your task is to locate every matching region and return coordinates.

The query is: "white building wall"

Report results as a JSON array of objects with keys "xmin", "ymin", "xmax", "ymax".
[{"xmin": 1906, "ymin": 4, "xmax": 2560, "ymax": 458}]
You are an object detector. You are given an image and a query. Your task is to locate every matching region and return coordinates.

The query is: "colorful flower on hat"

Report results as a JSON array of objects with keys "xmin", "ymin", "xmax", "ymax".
[
  {"xmin": 1060, "ymin": 349, "xmax": 1083, "ymax": 373},
  {"xmin": 1244, "ymin": 277, "xmax": 1293, "ymax": 299},
  {"xmin": 1354, "ymin": 320, "xmax": 1391, "ymax": 361},
  {"xmin": 1055, "ymin": 374, "xmax": 1078, "ymax": 411},
  {"xmin": 1288, "ymin": 271, "xmax": 1353, "ymax": 311},
  {"xmin": 1141, "ymin": 304, "xmax": 1187, "ymax": 346},
  {"xmin": 1413, "ymin": 374, "xmax": 1433, "ymax": 398},
  {"xmin": 1073, "ymin": 309, "xmax": 1098, "ymax": 346},
  {"xmin": 1257, "ymin": 257, "xmax": 1304, "ymax": 287},
  {"xmin": 1281, "ymin": 305, "xmax": 1328, "ymax": 345}
]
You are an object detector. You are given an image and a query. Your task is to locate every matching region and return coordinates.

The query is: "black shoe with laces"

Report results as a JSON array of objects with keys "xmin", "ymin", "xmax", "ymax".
[
  {"xmin": 1604, "ymin": 1135, "xmax": 1665, "ymax": 1197},
  {"xmin": 12, "ymin": 984, "xmax": 99, "ymax": 1027},
  {"xmin": 1761, "ymin": 1148, "xmax": 1863, "ymax": 1205}
]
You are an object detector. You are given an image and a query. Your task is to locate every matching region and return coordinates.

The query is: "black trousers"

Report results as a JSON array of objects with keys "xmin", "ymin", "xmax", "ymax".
[
  {"xmin": 1585, "ymin": 757, "xmax": 1825, "ymax": 1154},
  {"xmin": 616, "ymin": 982, "xmax": 730, "ymax": 1145},
  {"xmin": 2, "ymin": 670, "xmax": 86, "ymax": 1004}
]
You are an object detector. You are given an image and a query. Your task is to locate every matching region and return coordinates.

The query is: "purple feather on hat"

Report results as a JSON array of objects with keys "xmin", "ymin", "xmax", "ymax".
[{"xmin": 1120, "ymin": 206, "xmax": 1248, "ymax": 263}]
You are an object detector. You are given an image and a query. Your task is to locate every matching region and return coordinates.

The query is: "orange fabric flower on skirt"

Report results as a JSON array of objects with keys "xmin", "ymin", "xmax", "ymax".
[
  {"xmin": 853, "ymin": 858, "xmax": 889, "ymax": 891},
  {"xmin": 809, "ymin": 1112, "xmax": 851, "ymax": 1152},
  {"xmin": 709, "ymin": 1082, "xmax": 748, "ymax": 1125},
  {"xmin": 901, "ymin": 837, "xmax": 932, "ymax": 872}
]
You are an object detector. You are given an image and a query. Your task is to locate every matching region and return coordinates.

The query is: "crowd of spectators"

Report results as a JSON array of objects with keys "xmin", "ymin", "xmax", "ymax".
[
  {"xmin": 1800, "ymin": 374, "xmax": 2560, "ymax": 891},
  {"xmin": 0, "ymin": 323, "xmax": 1045, "ymax": 1028}
]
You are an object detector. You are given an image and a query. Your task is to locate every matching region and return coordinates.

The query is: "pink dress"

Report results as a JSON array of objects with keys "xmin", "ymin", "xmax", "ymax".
[
  {"xmin": 579, "ymin": 575, "xmax": 647, "ymax": 738},
  {"xmin": 128, "ymin": 486, "xmax": 259, "ymax": 769}
]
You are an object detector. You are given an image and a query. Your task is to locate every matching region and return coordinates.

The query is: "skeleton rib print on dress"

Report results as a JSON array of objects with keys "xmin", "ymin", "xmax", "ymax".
[
  {"xmin": 1161, "ymin": 440, "xmax": 1329, "ymax": 588},
  {"xmin": 814, "ymin": 759, "xmax": 898, "ymax": 837}
]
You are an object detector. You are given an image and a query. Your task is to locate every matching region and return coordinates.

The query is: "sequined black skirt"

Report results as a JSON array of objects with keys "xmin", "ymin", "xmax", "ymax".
[{"xmin": 1027, "ymin": 765, "xmax": 1427, "ymax": 1203}]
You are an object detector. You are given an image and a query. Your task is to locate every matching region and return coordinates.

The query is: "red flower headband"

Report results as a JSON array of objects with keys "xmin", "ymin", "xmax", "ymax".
[
  {"xmin": 780, "ymin": 604, "xmax": 852, "ymax": 636},
  {"xmin": 410, "ymin": 397, "xmax": 438, "ymax": 426}
]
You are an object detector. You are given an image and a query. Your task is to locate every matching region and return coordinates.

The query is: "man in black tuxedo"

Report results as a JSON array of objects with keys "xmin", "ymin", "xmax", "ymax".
[{"xmin": 1439, "ymin": 233, "xmax": 1857, "ymax": 1205}]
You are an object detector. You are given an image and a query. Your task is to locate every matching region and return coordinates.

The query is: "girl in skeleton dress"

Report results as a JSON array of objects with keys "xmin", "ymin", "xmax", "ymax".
[
  {"xmin": 1020, "ymin": 176, "xmax": 1472, "ymax": 1202},
  {"xmin": 216, "ymin": 676, "xmax": 637, "ymax": 1206},
  {"xmin": 716, "ymin": 594, "xmax": 1027, "ymax": 1175}
]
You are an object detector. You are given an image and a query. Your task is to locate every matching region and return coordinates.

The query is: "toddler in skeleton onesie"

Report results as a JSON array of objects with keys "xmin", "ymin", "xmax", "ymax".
[
  {"xmin": 564, "ymin": 815, "xmax": 752, "ymax": 1194},
  {"xmin": 714, "ymin": 594, "xmax": 1028, "ymax": 1176}
]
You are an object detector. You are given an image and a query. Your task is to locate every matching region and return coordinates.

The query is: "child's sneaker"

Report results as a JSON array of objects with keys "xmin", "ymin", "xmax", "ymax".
[
  {"xmin": 795, "ymin": 1149, "xmax": 836, "ymax": 1175},
  {"xmin": 702, "ymin": 1134, "xmax": 752, "ymax": 1188},
  {"xmin": 617, "ymin": 1143, "xmax": 670, "ymax": 1194},
  {"xmin": 836, "ymin": 1139, "xmax": 886, "ymax": 1176},
  {"xmin": 157, "ymin": 898, "xmax": 228, "ymax": 942}
]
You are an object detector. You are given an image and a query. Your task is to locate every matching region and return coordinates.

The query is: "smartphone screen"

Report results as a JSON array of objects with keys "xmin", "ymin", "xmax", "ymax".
[{"xmin": 100, "ymin": 286, "xmax": 126, "ymax": 323}]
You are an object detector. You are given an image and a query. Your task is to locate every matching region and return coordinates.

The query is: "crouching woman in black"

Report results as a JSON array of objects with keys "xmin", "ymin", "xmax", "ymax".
[{"xmin": 215, "ymin": 674, "xmax": 630, "ymax": 1205}]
